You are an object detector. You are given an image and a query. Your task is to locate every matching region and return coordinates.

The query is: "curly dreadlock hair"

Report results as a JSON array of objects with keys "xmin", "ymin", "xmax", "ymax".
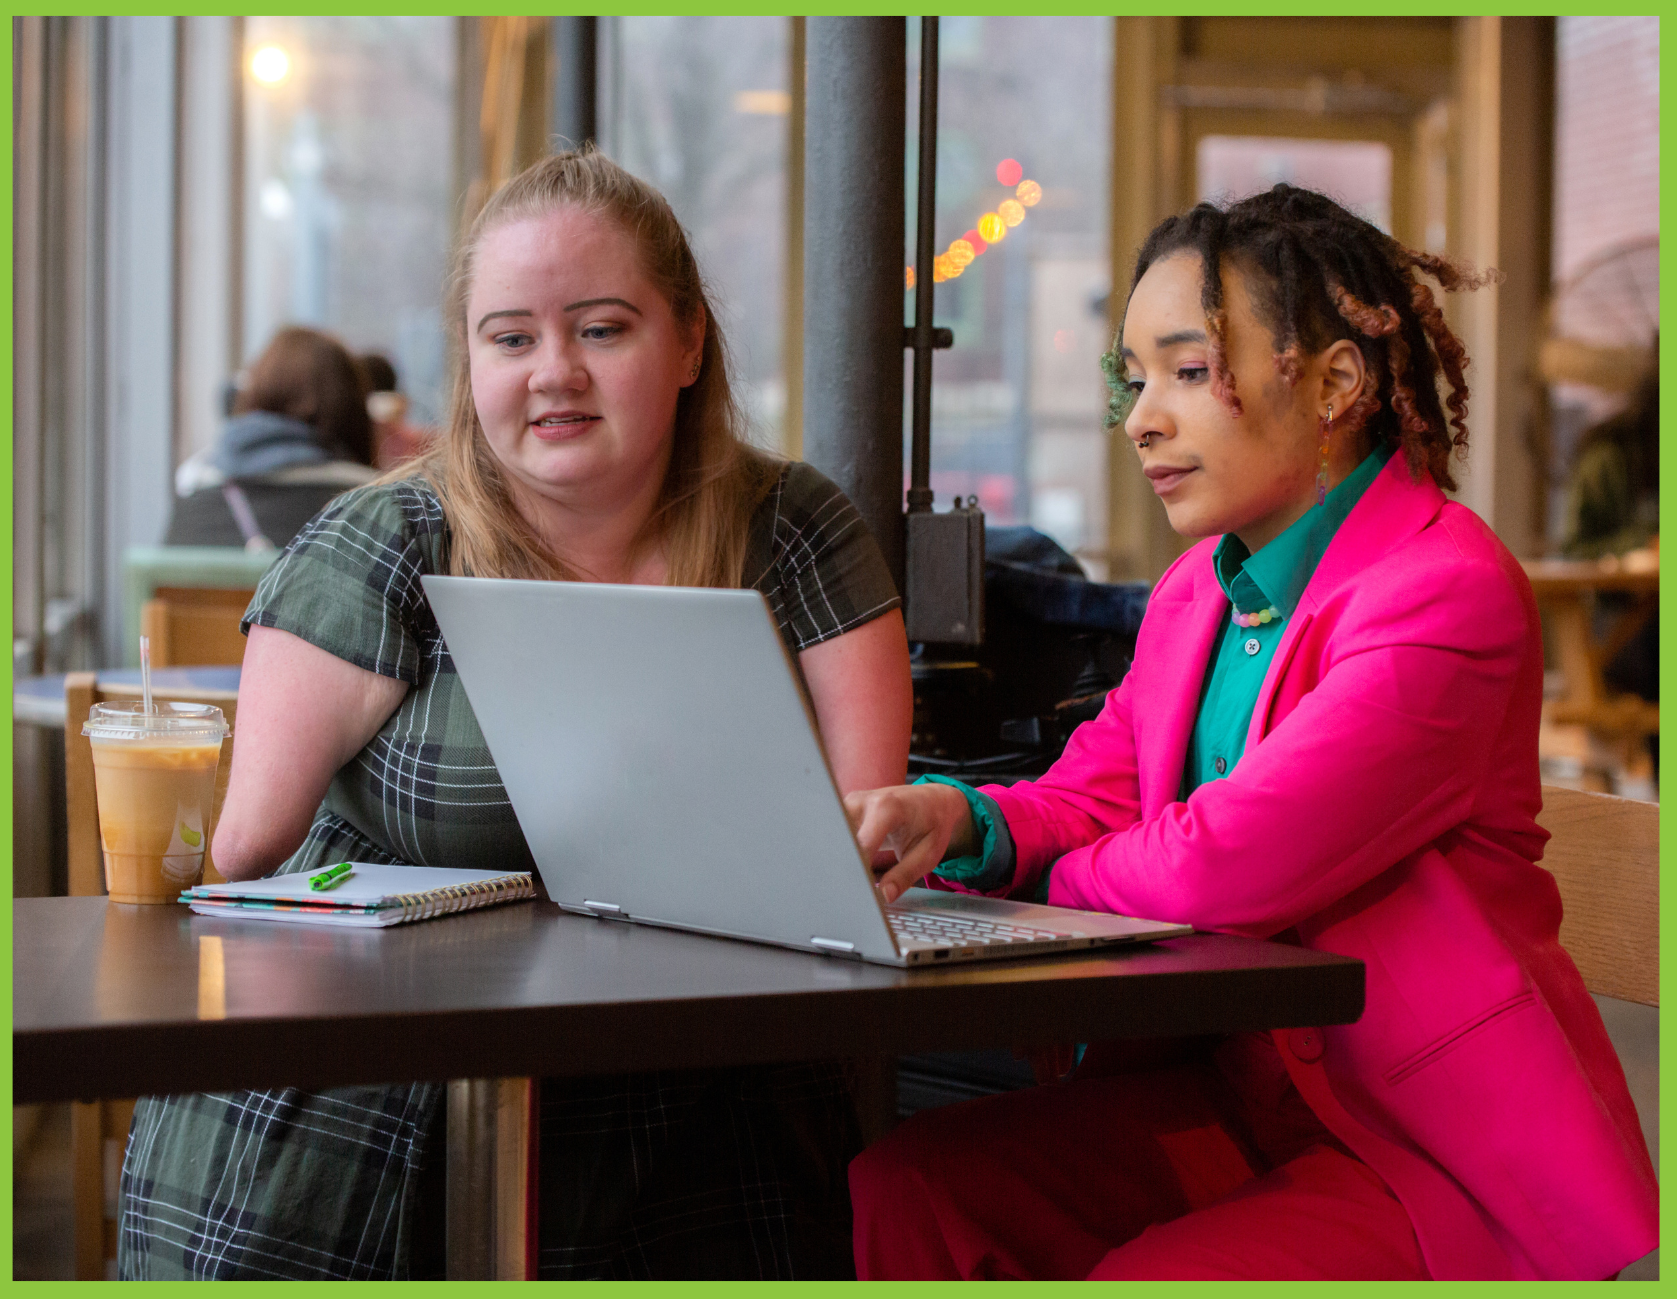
[{"xmin": 1100, "ymin": 184, "xmax": 1500, "ymax": 492}]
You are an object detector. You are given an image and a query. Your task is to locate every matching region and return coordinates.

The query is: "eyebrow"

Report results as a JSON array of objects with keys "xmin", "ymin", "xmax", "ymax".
[
  {"xmin": 475, "ymin": 308, "xmax": 532, "ymax": 333},
  {"xmin": 564, "ymin": 296, "xmax": 642, "ymax": 315},
  {"xmin": 474, "ymin": 298, "xmax": 644, "ymax": 334},
  {"xmin": 1118, "ymin": 328, "xmax": 1208, "ymax": 362}
]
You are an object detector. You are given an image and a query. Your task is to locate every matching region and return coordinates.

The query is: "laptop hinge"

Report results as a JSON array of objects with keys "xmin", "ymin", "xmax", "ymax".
[
  {"xmin": 810, "ymin": 937, "xmax": 858, "ymax": 956},
  {"xmin": 583, "ymin": 899, "xmax": 624, "ymax": 917}
]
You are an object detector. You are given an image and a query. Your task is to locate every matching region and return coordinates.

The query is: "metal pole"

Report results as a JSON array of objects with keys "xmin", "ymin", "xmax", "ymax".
[
  {"xmin": 552, "ymin": 16, "xmax": 597, "ymax": 149},
  {"xmin": 802, "ymin": 17, "xmax": 907, "ymax": 590},
  {"xmin": 906, "ymin": 16, "xmax": 938, "ymax": 514},
  {"xmin": 781, "ymin": 16, "xmax": 805, "ymax": 460},
  {"xmin": 446, "ymin": 1078, "xmax": 496, "ymax": 1279}
]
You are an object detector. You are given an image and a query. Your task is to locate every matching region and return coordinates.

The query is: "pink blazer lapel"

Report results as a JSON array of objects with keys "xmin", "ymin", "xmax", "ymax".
[
  {"xmin": 1245, "ymin": 453, "xmax": 1447, "ymax": 746},
  {"xmin": 1139, "ymin": 553, "xmax": 1227, "ymax": 816}
]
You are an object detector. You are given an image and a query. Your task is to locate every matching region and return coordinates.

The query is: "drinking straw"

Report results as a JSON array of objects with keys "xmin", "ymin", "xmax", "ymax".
[{"xmin": 139, "ymin": 634, "xmax": 154, "ymax": 715}]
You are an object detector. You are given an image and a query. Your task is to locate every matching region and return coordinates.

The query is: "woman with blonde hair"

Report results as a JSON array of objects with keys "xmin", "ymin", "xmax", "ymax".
[{"xmin": 119, "ymin": 148, "xmax": 912, "ymax": 1280}]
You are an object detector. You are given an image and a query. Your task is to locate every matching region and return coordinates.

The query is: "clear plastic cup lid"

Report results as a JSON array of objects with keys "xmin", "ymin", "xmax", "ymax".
[{"xmin": 83, "ymin": 699, "xmax": 229, "ymax": 742}]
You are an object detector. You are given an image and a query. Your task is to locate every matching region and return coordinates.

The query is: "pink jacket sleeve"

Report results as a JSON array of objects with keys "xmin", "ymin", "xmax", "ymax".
[
  {"xmin": 1001, "ymin": 543, "xmax": 1534, "ymax": 938},
  {"xmin": 977, "ymin": 669, "xmax": 1144, "ymax": 887}
]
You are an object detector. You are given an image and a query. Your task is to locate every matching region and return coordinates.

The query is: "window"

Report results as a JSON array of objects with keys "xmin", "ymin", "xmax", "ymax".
[
  {"xmin": 913, "ymin": 17, "xmax": 1113, "ymax": 573},
  {"xmin": 1545, "ymin": 16, "xmax": 1660, "ymax": 544},
  {"xmin": 1196, "ymin": 136, "xmax": 1393, "ymax": 233},
  {"xmin": 242, "ymin": 17, "xmax": 455, "ymax": 422},
  {"xmin": 603, "ymin": 17, "xmax": 790, "ymax": 448}
]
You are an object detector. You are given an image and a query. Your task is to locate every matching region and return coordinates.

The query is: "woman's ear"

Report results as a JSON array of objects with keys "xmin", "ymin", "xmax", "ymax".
[
  {"xmin": 1320, "ymin": 338, "xmax": 1367, "ymax": 417},
  {"xmin": 680, "ymin": 317, "xmax": 708, "ymax": 388}
]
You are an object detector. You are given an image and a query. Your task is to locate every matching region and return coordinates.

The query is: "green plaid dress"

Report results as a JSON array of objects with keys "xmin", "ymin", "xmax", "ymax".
[{"xmin": 118, "ymin": 462, "xmax": 899, "ymax": 1280}]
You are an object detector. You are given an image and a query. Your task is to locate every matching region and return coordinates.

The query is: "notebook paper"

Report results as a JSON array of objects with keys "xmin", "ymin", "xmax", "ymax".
[{"xmin": 182, "ymin": 863, "xmax": 535, "ymax": 928}]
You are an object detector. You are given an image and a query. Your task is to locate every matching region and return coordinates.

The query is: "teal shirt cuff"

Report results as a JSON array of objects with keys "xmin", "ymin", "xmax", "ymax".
[{"xmin": 916, "ymin": 774, "xmax": 1017, "ymax": 894}]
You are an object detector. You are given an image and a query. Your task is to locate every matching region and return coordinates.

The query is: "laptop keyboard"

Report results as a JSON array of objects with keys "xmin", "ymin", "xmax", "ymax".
[{"xmin": 887, "ymin": 907, "xmax": 1080, "ymax": 947}]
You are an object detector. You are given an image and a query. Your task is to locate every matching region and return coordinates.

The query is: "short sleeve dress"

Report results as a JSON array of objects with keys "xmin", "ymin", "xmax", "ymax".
[{"xmin": 118, "ymin": 461, "xmax": 900, "ymax": 1280}]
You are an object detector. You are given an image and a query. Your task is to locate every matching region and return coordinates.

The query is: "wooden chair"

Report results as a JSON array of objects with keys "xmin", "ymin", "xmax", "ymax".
[
  {"xmin": 1536, "ymin": 785, "xmax": 1657, "ymax": 1281},
  {"xmin": 1535, "ymin": 784, "xmax": 1658, "ymax": 1008},
  {"xmin": 64, "ymin": 671, "xmax": 239, "ymax": 1279},
  {"xmin": 139, "ymin": 586, "xmax": 255, "ymax": 668}
]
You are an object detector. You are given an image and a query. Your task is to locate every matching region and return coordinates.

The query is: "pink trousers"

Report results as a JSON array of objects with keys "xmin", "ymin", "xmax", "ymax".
[{"xmin": 851, "ymin": 1037, "xmax": 1429, "ymax": 1281}]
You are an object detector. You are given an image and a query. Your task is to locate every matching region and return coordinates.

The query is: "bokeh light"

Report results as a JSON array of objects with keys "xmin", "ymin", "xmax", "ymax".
[
  {"xmin": 913, "ymin": 175, "xmax": 1047, "ymax": 292},
  {"xmin": 250, "ymin": 44, "xmax": 291, "ymax": 86}
]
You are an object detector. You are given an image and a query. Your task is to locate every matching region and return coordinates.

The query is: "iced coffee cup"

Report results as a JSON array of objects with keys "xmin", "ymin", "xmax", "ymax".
[{"xmin": 84, "ymin": 701, "xmax": 230, "ymax": 903}]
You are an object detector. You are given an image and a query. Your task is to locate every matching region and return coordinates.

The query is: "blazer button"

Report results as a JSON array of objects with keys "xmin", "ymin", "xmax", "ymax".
[{"xmin": 1288, "ymin": 1027, "xmax": 1325, "ymax": 1062}]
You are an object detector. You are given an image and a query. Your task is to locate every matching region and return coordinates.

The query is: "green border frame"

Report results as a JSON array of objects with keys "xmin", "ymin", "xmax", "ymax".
[{"xmin": 0, "ymin": 9, "xmax": 1665, "ymax": 1292}]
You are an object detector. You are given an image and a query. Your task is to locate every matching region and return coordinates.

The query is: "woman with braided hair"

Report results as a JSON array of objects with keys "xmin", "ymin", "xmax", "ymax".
[{"xmin": 843, "ymin": 185, "xmax": 1657, "ymax": 1280}]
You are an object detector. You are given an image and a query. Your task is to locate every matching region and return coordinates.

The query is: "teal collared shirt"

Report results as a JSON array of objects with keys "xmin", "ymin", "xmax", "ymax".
[
  {"xmin": 1184, "ymin": 443, "xmax": 1393, "ymax": 795},
  {"xmin": 930, "ymin": 443, "xmax": 1395, "ymax": 901}
]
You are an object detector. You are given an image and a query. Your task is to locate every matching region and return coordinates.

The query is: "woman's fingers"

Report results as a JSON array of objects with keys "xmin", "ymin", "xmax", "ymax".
[
  {"xmin": 874, "ymin": 837, "xmax": 944, "ymax": 904},
  {"xmin": 844, "ymin": 788, "xmax": 908, "ymax": 862},
  {"xmin": 844, "ymin": 783, "xmax": 965, "ymax": 903}
]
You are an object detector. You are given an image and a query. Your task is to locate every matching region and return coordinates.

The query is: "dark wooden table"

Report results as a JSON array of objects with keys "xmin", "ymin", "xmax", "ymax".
[{"xmin": 15, "ymin": 896, "xmax": 1364, "ymax": 1276}]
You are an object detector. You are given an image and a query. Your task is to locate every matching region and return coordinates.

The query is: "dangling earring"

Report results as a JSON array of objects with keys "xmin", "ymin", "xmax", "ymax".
[
  {"xmin": 1316, "ymin": 405, "xmax": 1333, "ymax": 506},
  {"xmin": 688, "ymin": 360, "xmax": 701, "ymax": 382}
]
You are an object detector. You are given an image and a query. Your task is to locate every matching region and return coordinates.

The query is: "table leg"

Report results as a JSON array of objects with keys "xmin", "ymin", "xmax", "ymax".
[
  {"xmin": 847, "ymin": 1055, "xmax": 899, "ymax": 1146},
  {"xmin": 446, "ymin": 1078, "xmax": 536, "ymax": 1279},
  {"xmin": 1544, "ymin": 593, "xmax": 1603, "ymax": 713}
]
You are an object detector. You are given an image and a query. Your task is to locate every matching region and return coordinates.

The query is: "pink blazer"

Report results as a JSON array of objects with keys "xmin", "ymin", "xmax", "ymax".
[{"xmin": 980, "ymin": 453, "xmax": 1657, "ymax": 1279}]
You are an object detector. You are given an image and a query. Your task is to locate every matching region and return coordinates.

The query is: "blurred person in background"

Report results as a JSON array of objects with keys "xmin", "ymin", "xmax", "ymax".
[
  {"xmin": 360, "ymin": 351, "xmax": 435, "ymax": 469},
  {"xmin": 1560, "ymin": 357, "xmax": 1658, "ymax": 563},
  {"xmin": 165, "ymin": 326, "xmax": 379, "ymax": 550},
  {"xmin": 1560, "ymin": 355, "xmax": 1658, "ymax": 716}
]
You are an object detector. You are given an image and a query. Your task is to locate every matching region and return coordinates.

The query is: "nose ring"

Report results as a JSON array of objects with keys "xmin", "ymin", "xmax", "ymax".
[{"xmin": 1138, "ymin": 434, "xmax": 1154, "ymax": 449}]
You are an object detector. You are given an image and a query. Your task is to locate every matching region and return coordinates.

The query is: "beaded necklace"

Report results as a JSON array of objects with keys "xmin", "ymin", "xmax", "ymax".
[{"xmin": 1232, "ymin": 603, "xmax": 1280, "ymax": 628}]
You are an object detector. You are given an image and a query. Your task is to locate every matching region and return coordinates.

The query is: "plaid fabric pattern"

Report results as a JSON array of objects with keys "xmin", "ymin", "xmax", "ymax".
[
  {"xmin": 745, "ymin": 461, "xmax": 901, "ymax": 652},
  {"xmin": 537, "ymin": 1063, "xmax": 860, "ymax": 1279},
  {"xmin": 117, "ymin": 463, "xmax": 893, "ymax": 1281},
  {"xmin": 120, "ymin": 1083, "xmax": 442, "ymax": 1279}
]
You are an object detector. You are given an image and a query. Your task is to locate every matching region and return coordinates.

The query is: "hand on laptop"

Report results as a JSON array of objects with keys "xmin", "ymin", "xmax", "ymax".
[{"xmin": 844, "ymin": 782, "xmax": 977, "ymax": 904}]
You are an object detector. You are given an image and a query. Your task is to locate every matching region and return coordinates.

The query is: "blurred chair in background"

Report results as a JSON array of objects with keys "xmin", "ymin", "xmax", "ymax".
[
  {"xmin": 140, "ymin": 587, "xmax": 254, "ymax": 668},
  {"xmin": 121, "ymin": 546, "xmax": 277, "ymax": 667}
]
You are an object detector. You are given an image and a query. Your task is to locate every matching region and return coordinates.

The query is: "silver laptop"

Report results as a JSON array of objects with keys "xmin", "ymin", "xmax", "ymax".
[{"xmin": 422, "ymin": 576, "xmax": 1191, "ymax": 967}]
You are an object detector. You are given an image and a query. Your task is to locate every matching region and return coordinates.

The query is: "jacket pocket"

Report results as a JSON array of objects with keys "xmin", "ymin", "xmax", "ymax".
[{"xmin": 1382, "ymin": 991, "xmax": 1538, "ymax": 1086}]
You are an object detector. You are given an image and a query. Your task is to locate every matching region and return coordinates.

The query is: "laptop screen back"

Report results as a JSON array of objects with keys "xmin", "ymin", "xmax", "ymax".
[{"xmin": 421, "ymin": 576, "xmax": 900, "ymax": 962}]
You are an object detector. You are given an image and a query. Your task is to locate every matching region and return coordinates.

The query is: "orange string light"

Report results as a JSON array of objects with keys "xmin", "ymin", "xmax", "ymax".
[{"xmin": 906, "ymin": 160, "xmax": 1042, "ymax": 291}]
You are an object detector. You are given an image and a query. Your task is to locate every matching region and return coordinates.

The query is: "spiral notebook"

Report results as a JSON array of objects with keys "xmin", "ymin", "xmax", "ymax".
[{"xmin": 181, "ymin": 864, "xmax": 536, "ymax": 928}]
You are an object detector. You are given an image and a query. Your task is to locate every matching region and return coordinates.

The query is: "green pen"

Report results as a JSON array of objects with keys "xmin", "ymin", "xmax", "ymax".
[{"xmin": 309, "ymin": 861, "xmax": 355, "ymax": 892}]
